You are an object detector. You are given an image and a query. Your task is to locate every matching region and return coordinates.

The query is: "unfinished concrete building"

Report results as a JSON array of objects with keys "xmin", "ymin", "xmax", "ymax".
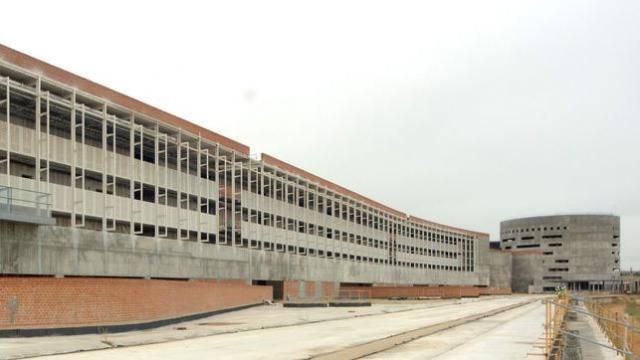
[
  {"xmin": 500, "ymin": 214, "xmax": 621, "ymax": 293},
  {"xmin": 0, "ymin": 44, "xmax": 500, "ymax": 333}
]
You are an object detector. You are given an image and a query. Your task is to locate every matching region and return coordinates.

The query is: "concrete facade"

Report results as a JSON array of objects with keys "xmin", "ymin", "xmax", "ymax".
[
  {"xmin": 0, "ymin": 43, "xmax": 493, "ymax": 292},
  {"xmin": 0, "ymin": 221, "xmax": 486, "ymax": 286},
  {"xmin": 500, "ymin": 215, "xmax": 620, "ymax": 292},
  {"xmin": 487, "ymin": 250, "xmax": 512, "ymax": 289},
  {"xmin": 511, "ymin": 251, "xmax": 544, "ymax": 293}
]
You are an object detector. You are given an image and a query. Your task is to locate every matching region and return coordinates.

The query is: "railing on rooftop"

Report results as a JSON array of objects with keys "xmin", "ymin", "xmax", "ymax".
[{"xmin": 0, "ymin": 185, "xmax": 54, "ymax": 225}]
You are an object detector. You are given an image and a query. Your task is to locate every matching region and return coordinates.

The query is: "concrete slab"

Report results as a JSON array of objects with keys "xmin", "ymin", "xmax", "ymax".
[
  {"xmin": 365, "ymin": 300, "xmax": 547, "ymax": 359},
  {"xmin": 17, "ymin": 296, "xmax": 542, "ymax": 360},
  {"xmin": 0, "ymin": 296, "xmax": 505, "ymax": 360},
  {"xmin": 565, "ymin": 306, "xmax": 619, "ymax": 360}
]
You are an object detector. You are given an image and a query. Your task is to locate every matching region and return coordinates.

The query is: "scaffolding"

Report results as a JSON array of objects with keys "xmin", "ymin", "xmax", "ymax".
[{"xmin": 0, "ymin": 55, "xmax": 485, "ymax": 280}]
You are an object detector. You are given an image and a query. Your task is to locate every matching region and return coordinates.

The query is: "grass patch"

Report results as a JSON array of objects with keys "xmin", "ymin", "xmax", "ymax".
[{"xmin": 625, "ymin": 301, "xmax": 640, "ymax": 322}]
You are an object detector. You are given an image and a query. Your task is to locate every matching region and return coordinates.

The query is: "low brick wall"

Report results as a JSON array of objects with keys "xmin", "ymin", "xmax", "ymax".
[
  {"xmin": 479, "ymin": 287, "xmax": 512, "ymax": 295},
  {"xmin": 0, "ymin": 277, "xmax": 272, "ymax": 329},
  {"xmin": 283, "ymin": 281, "xmax": 337, "ymax": 300},
  {"xmin": 439, "ymin": 286, "xmax": 473, "ymax": 298}
]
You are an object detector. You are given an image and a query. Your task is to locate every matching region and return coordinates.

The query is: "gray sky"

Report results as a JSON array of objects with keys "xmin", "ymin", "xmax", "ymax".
[{"xmin": 2, "ymin": 1, "xmax": 639, "ymax": 268}]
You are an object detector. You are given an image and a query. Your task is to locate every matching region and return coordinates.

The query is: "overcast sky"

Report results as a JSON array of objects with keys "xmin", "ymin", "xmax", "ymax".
[{"xmin": 2, "ymin": 1, "xmax": 639, "ymax": 269}]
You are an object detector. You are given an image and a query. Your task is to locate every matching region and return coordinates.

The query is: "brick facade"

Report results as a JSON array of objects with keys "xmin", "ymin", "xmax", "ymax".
[
  {"xmin": 282, "ymin": 280, "xmax": 338, "ymax": 300},
  {"xmin": 0, "ymin": 277, "xmax": 272, "ymax": 329}
]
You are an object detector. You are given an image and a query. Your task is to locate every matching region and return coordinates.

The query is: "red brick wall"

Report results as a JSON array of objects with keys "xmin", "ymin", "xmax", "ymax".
[
  {"xmin": 320, "ymin": 282, "xmax": 337, "ymax": 298},
  {"xmin": 441, "ymin": 286, "xmax": 480, "ymax": 298},
  {"xmin": 282, "ymin": 281, "xmax": 337, "ymax": 300},
  {"xmin": 0, "ymin": 277, "xmax": 272, "ymax": 329},
  {"xmin": 479, "ymin": 287, "xmax": 512, "ymax": 295},
  {"xmin": 283, "ymin": 280, "xmax": 298, "ymax": 300}
]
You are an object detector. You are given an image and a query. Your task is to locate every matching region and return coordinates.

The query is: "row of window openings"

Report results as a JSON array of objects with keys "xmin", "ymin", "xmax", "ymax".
[
  {"xmin": 5, "ymin": 157, "xmax": 218, "ymax": 214},
  {"xmin": 503, "ymin": 243, "xmax": 563, "ymax": 250},
  {"xmin": 504, "ymin": 226, "xmax": 567, "ymax": 234},
  {"xmin": 174, "ymin": 232, "xmax": 472, "ymax": 271},
  {"xmin": 220, "ymin": 239, "xmax": 473, "ymax": 271},
  {"xmin": 1, "ymin": 103, "xmax": 197, "ymax": 171},
  {"xmin": 502, "ymin": 234, "xmax": 563, "ymax": 242},
  {"xmin": 1, "ymin": 148, "xmax": 472, "ymax": 243},
  {"xmin": 543, "ymin": 276, "xmax": 563, "ymax": 280},
  {"xmin": 7, "ymin": 158, "xmax": 468, "ymax": 258},
  {"xmin": 504, "ymin": 239, "xmax": 619, "ymax": 250},
  {"xmin": 52, "ymin": 214, "xmax": 472, "ymax": 271},
  {"xmin": 245, "ymin": 242, "xmax": 466, "ymax": 270},
  {"xmin": 250, "ymin": 242, "xmax": 470, "ymax": 271},
  {"xmin": 240, "ymin": 208, "xmax": 466, "ymax": 258},
  {"xmin": 2, "ymin": 107, "xmax": 474, "ymax": 241}
]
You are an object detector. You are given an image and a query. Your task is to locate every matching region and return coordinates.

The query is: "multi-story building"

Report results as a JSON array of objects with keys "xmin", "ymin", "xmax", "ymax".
[
  {"xmin": 500, "ymin": 214, "xmax": 620, "ymax": 293},
  {"xmin": 0, "ymin": 44, "xmax": 497, "ymax": 332}
]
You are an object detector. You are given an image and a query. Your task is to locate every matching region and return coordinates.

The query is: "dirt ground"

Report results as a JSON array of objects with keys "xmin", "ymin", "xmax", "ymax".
[{"xmin": 599, "ymin": 295, "xmax": 640, "ymax": 354}]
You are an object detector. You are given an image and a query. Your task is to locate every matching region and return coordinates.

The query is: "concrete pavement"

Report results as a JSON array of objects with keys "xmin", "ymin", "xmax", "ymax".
[
  {"xmin": 365, "ymin": 300, "xmax": 546, "ymax": 359},
  {"xmin": 1, "ymin": 296, "xmax": 493, "ymax": 359},
  {"xmin": 24, "ymin": 296, "xmax": 541, "ymax": 360}
]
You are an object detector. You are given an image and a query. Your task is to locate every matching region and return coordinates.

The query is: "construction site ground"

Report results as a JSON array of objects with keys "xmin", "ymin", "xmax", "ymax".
[
  {"xmin": 596, "ymin": 294, "xmax": 640, "ymax": 355},
  {"xmin": 0, "ymin": 295, "xmax": 550, "ymax": 360}
]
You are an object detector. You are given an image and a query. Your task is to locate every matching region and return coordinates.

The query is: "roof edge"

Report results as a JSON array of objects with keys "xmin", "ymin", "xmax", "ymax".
[
  {"xmin": 262, "ymin": 153, "xmax": 488, "ymax": 237},
  {"xmin": 500, "ymin": 214, "xmax": 620, "ymax": 224},
  {"xmin": 261, "ymin": 153, "xmax": 405, "ymax": 217},
  {"xmin": 408, "ymin": 215, "xmax": 489, "ymax": 238},
  {"xmin": 0, "ymin": 43, "xmax": 250, "ymax": 155}
]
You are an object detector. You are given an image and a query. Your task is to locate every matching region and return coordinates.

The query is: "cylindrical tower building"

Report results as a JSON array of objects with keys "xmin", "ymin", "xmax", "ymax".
[{"xmin": 500, "ymin": 214, "xmax": 620, "ymax": 292}]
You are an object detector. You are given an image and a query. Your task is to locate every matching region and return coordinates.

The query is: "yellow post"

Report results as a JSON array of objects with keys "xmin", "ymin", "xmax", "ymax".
[
  {"xmin": 545, "ymin": 300, "xmax": 551, "ymax": 356},
  {"xmin": 623, "ymin": 314, "xmax": 629, "ymax": 360}
]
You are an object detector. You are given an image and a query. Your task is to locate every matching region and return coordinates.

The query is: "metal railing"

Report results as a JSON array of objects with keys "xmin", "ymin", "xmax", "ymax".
[
  {"xmin": 584, "ymin": 295, "xmax": 640, "ymax": 359},
  {"xmin": 0, "ymin": 185, "xmax": 53, "ymax": 223},
  {"xmin": 542, "ymin": 292, "xmax": 640, "ymax": 359},
  {"xmin": 543, "ymin": 291, "xmax": 570, "ymax": 359}
]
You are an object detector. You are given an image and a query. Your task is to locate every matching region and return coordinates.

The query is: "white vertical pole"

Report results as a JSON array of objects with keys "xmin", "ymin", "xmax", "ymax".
[
  {"xmin": 196, "ymin": 135, "xmax": 202, "ymax": 241},
  {"xmin": 5, "ymin": 78, "xmax": 10, "ymax": 187},
  {"xmin": 154, "ymin": 123, "xmax": 160, "ymax": 238},
  {"xmin": 129, "ymin": 117, "xmax": 135, "ymax": 235},
  {"xmin": 102, "ymin": 105, "xmax": 107, "ymax": 232},
  {"xmin": 257, "ymin": 164, "xmax": 262, "ymax": 245},
  {"xmin": 79, "ymin": 105, "xmax": 86, "ymax": 227},
  {"xmin": 35, "ymin": 78, "xmax": 41, "ymax": 188},
  {"xmin": 223, "ymin": 155, "xmax": 228, "ymax": 245},
  {"xmin": 156, "ymin": 132, "xmax": 168, "ymax": 238},
  {"xmin": 231, "ymin": 153, "xmax": 236, "ymax": 246},
  {"xmin": 176, "ymin": 130, "xmax": 182, "ymax": 239},
  {"xmin": 214, "ymin": 145, "xmax": 219, "ymax": 245},
  {"xmin": 247, "ymin": 161, "xmax": 252, "ymax": 246},
  {"xmin": 184, "ymin": 138, "xmax": 190, "ymax": 238},
  {"xmin": 43, "ymin": 89, "xmax": 51, "ymax": 193},
  {"xmin": 103, "ymin": 114, "xmax": 116, "ymax": 232},
  {"xmin": 70, "ymin": 91, "xmax": 76, "ymax": 226}
]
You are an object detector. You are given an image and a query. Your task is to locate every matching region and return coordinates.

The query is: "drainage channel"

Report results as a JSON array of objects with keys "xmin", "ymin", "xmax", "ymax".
[{"xmin": 310, "ymin": 299, "xmax": 540, "ymax": 360}]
